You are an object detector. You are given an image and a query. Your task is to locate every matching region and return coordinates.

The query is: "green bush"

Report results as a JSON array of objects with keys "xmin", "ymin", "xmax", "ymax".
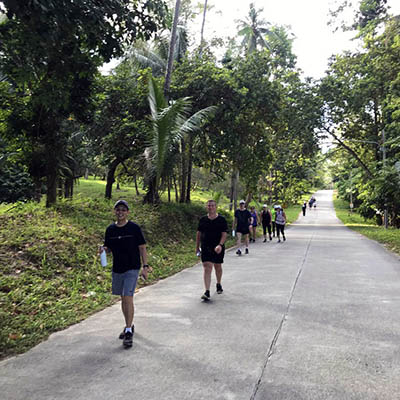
[{"xmin": 0, "ymin": 165, "xmax": 35, "ymax": 203}]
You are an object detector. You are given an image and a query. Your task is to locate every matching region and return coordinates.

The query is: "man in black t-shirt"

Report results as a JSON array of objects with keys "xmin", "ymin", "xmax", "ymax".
[
  {"xmin": 101, "ymin": 199, "xmax": 150, "ymax": 348},
  {"xmin": 233, "ymin": 200, "xmax": 253, "ymax": 255},
  {"xmin": 196, "ymin": 200, "xmax": 228, "ymax": 301}
]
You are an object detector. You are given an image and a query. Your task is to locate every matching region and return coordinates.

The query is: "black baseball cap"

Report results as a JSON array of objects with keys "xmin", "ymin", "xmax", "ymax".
[{"xmin": 114, "ymin": 199, "xmax": 129, "ymax": 210}]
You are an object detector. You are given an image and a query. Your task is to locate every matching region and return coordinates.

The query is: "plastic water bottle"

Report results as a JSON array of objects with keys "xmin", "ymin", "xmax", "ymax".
[
  {"xmin": 232, "ymin": 230, "xmax": 236, "ymax": 237},
  {"xmin": 100, "ymin": 249, "xmax": 107, "ymax": 267}
]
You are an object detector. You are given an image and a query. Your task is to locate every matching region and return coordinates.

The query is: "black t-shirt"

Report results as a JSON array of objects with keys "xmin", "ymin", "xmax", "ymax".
[
  {"xmin": 235, "ymin": 209, "xmax": 252, "ymax": 230},
  {"xmin": 197, "ymin": 215, "xmax": 228, "ymax": 249},
  {"xmin": 104, "ymin": 220, "xmax": 146, "ymax": 273}
]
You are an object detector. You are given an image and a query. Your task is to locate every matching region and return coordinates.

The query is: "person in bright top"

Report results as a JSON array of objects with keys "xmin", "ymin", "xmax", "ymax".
[
  {"xmin": 275, "ymin": 205, "xmax": 287, "ymax": 243},
  {"xmin": 196, "ymin": 199, "xmax": 228, "ymax": 301},
  {"xmin": 233, "ymin": 200, "xmax": 253, "ymax": 256},
  {"xmin": 101, "ymin": 199, "xmax": 151, "ymax": 348}
]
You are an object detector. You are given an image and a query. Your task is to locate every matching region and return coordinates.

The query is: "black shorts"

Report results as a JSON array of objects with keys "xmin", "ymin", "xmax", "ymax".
[
  {"xmin": 201, "ymin": 245, "xmax": 225, "ymax": 264},
  {"xmin": 236, "ymin": 226, "xmax": 250, "ymax": 235}
]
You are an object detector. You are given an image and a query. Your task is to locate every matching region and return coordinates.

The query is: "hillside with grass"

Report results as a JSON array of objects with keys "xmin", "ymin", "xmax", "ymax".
[
  {"xmin": 333, "ymin": 194, "xmax": 400, "ymax": 256},
  {"xmin": 0, "ymin": 178, "xmax": 308, "ymax": 359}
]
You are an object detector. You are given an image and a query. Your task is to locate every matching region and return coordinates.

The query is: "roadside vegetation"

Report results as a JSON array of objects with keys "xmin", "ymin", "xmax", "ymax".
[
  {"xmin": 0, "ymin": 178, "xmax": 305, "ymax": 360},
  {"xmin": 333, "ymin": 193, "xmax": 400, "ymax": 256}
]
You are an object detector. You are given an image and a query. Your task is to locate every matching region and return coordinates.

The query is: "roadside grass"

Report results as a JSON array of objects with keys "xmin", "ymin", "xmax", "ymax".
[{"xmin": 333, "ymin": 194, "xmax": 400, "ymax": 256}]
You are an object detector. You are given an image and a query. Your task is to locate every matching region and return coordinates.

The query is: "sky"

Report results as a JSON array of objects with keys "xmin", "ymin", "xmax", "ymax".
[{"xmin": 198, "ymin": 0, "xmax": 400, "ymax": 79}]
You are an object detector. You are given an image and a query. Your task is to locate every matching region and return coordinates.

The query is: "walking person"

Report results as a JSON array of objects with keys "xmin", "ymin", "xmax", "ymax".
[
  {"xmin": 100, "ymin": 200, "xmax": 151, "ymax": 348},
  {"xmin": 249, "ymin": 206, "xmax": 258, "ymax": 242},
  {"xmin": 260, "ymin": 204, "xmax": 273, "ymax": 242},
  {"xmin": 275, "ymin": 205, "xmax": 287, "ymax": 243},
  {"xmin": 271, "ymin": 205, "xmax": 277, "ymax": 237},
  {"xmin": 196, "ymin": 200, "xmax": 228, "ymax": 301},
  {"xmin": 233, "ymin": 200, "xmax": 253, "ymax": 255},
  {"xmin": 302, "ymin": 201, "xmax": 307, "ymax": 216}
]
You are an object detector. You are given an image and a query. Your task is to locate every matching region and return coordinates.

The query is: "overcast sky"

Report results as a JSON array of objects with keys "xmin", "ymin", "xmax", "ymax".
[{"xmin": 199, "ymin": 0, "xmax": 400, "ymax": 79}]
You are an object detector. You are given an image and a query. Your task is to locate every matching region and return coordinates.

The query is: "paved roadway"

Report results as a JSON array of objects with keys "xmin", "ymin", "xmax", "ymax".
[{"xmin": 1, "ymin": 190, "xmax": 400, "ymax": 400}]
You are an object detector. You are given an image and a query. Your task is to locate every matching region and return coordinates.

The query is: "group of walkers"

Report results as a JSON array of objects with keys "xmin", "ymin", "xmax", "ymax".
[
  {"xmin": 99, "ymin": 198, "xmax": 287, "ymax": 348},
  {"xmin": 302, "ymin": 196, "xmax": 317, "ymax": 216}
]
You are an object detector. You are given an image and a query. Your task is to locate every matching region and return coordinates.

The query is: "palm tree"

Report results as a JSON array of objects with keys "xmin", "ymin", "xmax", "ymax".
[
  {"xmin": 124, "ymin": 25, "xmax": 188, "ymax": 77},
  {"xmin": 236, "ymin": 2, "xmax": 274, "ymax": 54},
  {"xmin": 143, "ymin": 76, "xmax": 216, "ymax": 203}
]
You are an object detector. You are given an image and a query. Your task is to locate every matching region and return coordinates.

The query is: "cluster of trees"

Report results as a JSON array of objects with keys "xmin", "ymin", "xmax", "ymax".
[
  {"xmin": 4, "ymin": 0, "xmax": 398, "ymax": 228},
  {"xmin": 0, "ymin": 0, "xmax": 323, "ymax": 209},
  {"xmin": 323, "ymin": 0, "xmax": 400, "ymax": 227}
]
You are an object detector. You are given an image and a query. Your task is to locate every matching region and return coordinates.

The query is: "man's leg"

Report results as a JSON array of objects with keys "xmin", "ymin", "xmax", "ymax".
[
  {"xmin": 214, "ymin": 263, "xmax": 223, "ymax": 284},
  {"xmin": 121, "ymin": 295, "xmax": 134, "ymax": 327},
  {"xmin": 214, "ymin": 263, "xmax": 223, "ymax": 294},
  {"xmin": 236, "ymin": 232, "xmax": 242, "ymax": 255},
  {"xmin": 245, "ymin": 233, "xmax": 249, "ymax": 253},
  {"xmin": 201, "ymin": 262, "xmax": 213, "ymax": 300},
  {"xmin": 203, "ymin": 262, "xmax": 213, "ymax": 291}
]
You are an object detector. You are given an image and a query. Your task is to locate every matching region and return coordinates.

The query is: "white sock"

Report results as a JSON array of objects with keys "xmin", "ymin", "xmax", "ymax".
[{"xmin": 125, "ymin": 327, "xmax": 132, "ymax": 333}]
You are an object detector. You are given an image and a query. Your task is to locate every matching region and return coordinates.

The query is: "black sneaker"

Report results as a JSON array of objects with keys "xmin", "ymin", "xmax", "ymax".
[
  {"xmin": 263, "ymin": 238, "xmax": 266, "ymax": 243},
  {"xmin": 245, "ymin": 248, "xmax": 249, "ymax": 254},
  {"xmin": 278, "ymin": 239, "xmax": 281, "ymax": 243},
  {"xmin": 216, "ymin": 283, "xmax": 223, "ymax": 294},
  {"xmin": 236, "ymin": 249, "xmax": 242, "ymax": 256},
  {"xmin": 283, "ymin": 236, "xmax": 286, "ymax": 241},
  {"xmin": 269, "ymin": 236, "xmax": 273, "ymax": 241},
  {"xmin": 201, "ymin": 290, "xmax": 210, "ymax": 301},
  {"xmin": 123, "ymin": 330, "xmax": 133, "ymax": 348},
  {"xmin": 119, "ymin": 325, "xmax": 134, "ymax": 340}
]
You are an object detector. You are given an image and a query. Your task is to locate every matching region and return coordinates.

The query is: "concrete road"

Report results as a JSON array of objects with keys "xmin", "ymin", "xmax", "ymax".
[{"xmin": 1, "ymin": 190, "xmax": 400, "ymax": 400}]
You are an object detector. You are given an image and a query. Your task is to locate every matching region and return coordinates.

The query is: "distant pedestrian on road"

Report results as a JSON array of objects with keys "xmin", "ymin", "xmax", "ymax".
[
  {"xmin": 249, "ymin": 206, "xmax": 258, "ymax": 242},
  {"xmin": 302, "ymin": 201, "xmax": 307, "ymax": 216},
  {"xmin": 271, "ymin": 205, "xmax": 278, "ymax": 237},
  {"xmin": 260, "ymin": 204, "xmax": 273, "ymax": 242},
  {"xmin": 233, "ymin": 200, "xmax": 253, "ymax": 255},
  {"xmin": 100, "ymin": 199, "xmax": 150, "ymax": 348},
  {"xmin": 196, "ymin": 200, "xmax": 228, "ymax": 301},
  {"xmin": 275, "ymin": 205, "xmax": 287, "ymax": 243}
]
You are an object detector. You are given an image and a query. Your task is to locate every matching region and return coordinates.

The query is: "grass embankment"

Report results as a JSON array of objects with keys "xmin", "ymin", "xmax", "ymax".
[
  {"xmin": 0, "ymin": 178, "xmax": 304, "ymax": 359},
  {"xmin": 333, "ymin": 194, "xmax": 400, "ymax": 256}
]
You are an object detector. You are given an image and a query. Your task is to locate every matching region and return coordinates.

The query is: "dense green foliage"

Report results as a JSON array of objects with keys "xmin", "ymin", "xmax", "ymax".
[{"xmin": 324, "ymin": 0, "xmax": 400, "ymax": 227}]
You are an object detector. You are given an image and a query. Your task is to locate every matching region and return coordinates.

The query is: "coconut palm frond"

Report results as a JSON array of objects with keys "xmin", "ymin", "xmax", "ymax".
[{"xmin": 177, "ymin": 106, "xmax": 217, "ymax": 136}]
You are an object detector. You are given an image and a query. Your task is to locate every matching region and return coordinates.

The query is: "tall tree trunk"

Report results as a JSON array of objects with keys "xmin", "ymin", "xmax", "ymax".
[
  {"xmin": 180, "ymin": 138, "xmax": 187, "ymax": 203},
  {"xmin": 185, "ymin": 135, "xmax": 193, "ymax": 203},
  {"xmin": 64, "ymin": 178, "xmax": 73, "ymax": 198},
  {"xmin": 143, "ymin": 176, "xmax": 160, "ymax": 204},
  {"xmin": 173, "ymin": 175, "xmax": 179, "ymax": 202},
  {"xmin": 199, "ymin": 0, "xmax": 208, "ymax": 55},
  {"xmin": 231, "ymin": 168, "xmax": 239, "ymax": 211},
  {"xmin": 105, "ymin": 159, "xmax": 120, "ymax": 199},
  {"xmin": 164, "ymin": 0, "xmax": 181, "ymax": 97},
  {"xmin": 168, "ymin": 176, "xmax": 171, "ymax": 202},
  {"xmin": 134, "ymin": 175, "xmax": 140, "ymax": 196},
  {"xmin": 45, "ymin": 154, "xmax": 58, "ymax": 207}
]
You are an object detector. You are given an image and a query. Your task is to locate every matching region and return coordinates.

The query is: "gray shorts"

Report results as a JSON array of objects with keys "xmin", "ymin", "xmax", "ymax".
[{"xmin": 112, "ymin": 269, "xmax": 140, "ymax": 296}]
